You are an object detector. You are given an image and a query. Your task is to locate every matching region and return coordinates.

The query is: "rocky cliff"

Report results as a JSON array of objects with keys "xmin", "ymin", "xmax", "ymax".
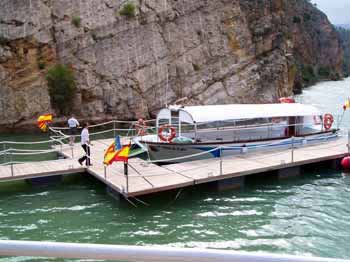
[{"xmin": 0, "ymin": 0, "xmax": 344, "ymax": 128}]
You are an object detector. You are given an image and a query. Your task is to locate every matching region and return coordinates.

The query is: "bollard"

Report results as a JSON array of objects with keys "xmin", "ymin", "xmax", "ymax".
[
  {"xmin": 10, "ymin": 150, "xmax": 14, "ymax": 177},
  {"xmin": 71, "ymin": 146, "xmax": 74, "ymax": 159},
  {"xmin": 219, "ymin": 148, "xmax": 223, "ymax": 176},
  {"xmin": 124, "ymin": 162, "xmax": 129, "ymax": 193},
  {"xmin": 291, "ymin": 136, "xmax": 294, "ymax": 163},
  {"xmin": 104, "ymin": 165, "xmax": 107, "ymax": 180},
  {"xmin": 3, "ymin": 143, "xmax": 6, "ymax": 164}
]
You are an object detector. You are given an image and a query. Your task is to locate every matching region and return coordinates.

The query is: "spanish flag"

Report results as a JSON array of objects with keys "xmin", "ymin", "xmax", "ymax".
[
  {"xmin": 344, "ymin": 98, "xmax": 350, "ymax": 111},
  {"xmin": 103, "ymin": 142, "xmax": 131, "ymax": 165},
  {"xmin": 37, "ymin": 114, "xmax": 53, "ymax": 132}
]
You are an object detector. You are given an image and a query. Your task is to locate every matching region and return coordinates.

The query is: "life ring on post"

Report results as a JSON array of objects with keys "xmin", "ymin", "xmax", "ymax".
[
  {"xmin": 135, "ymin": 118, "xmax": 147, "ymax": 136},
  {"xmin": 323, "ymin": 114, "xmax": 334, "ymax": 130},
  {"xmin": 158, "ymin": 124, "xmax": 176, "ymax": 143},
  {"xmin": 279, "ymin": 97, "xmax": 295, "ymax": 103}
]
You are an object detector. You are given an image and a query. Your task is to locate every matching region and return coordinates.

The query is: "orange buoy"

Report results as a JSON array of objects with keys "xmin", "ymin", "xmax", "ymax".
[
  {"xmin": 341, "ymin": 156, "xmax": 350, "ymax": 170},
  {"xmin": 279, "ymin": 97, "xmax": 295, "ymax": 103}
]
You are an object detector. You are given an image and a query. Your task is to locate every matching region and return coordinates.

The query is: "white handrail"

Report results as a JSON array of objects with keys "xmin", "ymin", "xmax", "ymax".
[{"xmin": 0, "ymin": 240, "xmax": 346, "ymax": 262}]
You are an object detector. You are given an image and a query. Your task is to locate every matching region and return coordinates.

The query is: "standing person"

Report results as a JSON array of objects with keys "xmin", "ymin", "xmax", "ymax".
[
  {"xmin": 68, "ymin": 114, "xmax": 80, "ymax": 146},
  {"xmin": 78, "ymin": 123, "xmax": 92, "ymax": 166}
]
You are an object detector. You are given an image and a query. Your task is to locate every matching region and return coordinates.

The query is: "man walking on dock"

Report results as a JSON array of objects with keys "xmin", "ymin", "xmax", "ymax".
[
  {"xmin": 68, "ymin": 114, "xmax": 80, "ymax": 146},
  {"xmin": 78, "ymin": 123, "xmax": 92, "ymax": 166}
]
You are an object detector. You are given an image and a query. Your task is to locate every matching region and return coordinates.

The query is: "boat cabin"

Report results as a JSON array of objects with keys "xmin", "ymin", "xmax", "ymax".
[{"xmin": 156, "ymin": 104, "xmax": 326, "ymax": 143}]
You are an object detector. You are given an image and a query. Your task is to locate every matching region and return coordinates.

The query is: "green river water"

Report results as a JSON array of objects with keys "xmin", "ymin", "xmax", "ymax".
[{"xmin": 1, "ymin": 78, "xmax": 350, "ymax": 261}]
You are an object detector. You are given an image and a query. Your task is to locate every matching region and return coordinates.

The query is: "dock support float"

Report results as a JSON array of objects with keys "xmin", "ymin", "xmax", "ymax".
[
  {"xmin": 277, "ymin": 166, "xmax": 301, "ymax": 179},
  {"xmin": 215, "ymin": 176, "xmax": 245, "ymax": 191},
  {"xmin": 26, "ymin": 175, "xmax": 63, "ymax": 187},
  {"xmin": 106, "ymin": 186, "xmax": 121, "ymax": 201}
]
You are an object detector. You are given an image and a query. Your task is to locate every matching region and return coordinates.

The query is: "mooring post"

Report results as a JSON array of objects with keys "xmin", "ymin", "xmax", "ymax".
[
  {"xmin": 291, "ymin": 136, "xmax": 295, "ymax": 163},
  {"xmin": 71, "ymin": 146, "xmax": 74, "ymax": 159},
  {"xmin": 348, "ymin": 129, "xmax": 350, "ymax": 154},
  {"xmin": 124, "ymin": 162, "xmax": 129, "ymax": 193},
  {"xmin": 219, "ymin": 147, "xmax": 223, "ymax": 176},
  {"xmin": 10, "ymin": 150, "xmax": 14, "ymax": 177},
  {"xmin": 3, "ymin": 142, "xmax": 6, "ymax": 163},
  {"xmin": 104, "ymin": 165, "xmax": 107, "ymax": 180}
]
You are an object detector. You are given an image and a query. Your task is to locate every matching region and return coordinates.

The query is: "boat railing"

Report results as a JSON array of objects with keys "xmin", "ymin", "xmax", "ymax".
[{"xmin": 0, "ymin": 240, "xmax": 347, "ymax": 262}]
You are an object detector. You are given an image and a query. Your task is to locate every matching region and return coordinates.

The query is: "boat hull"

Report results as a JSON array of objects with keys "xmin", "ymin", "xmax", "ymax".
[{"xmin": 140, "ymin": 132, "xmax": 339, "ymax": 164}]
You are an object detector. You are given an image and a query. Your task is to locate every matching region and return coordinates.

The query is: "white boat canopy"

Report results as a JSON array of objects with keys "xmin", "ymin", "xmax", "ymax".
[{"xmin": 157, "ymin": 104, "xmax": 321, "ymax": 125}]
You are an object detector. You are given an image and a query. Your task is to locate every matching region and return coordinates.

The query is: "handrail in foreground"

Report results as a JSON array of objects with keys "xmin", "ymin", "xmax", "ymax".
[{"xmin": 0, "ymin": 240, "xmax": 347, "ymax": 262}]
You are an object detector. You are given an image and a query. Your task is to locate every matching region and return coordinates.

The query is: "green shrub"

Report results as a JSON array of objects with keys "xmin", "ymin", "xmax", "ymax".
[
  {"xmin": 119, "ymin": 2, "xmax": 136, "ymax": 18},
  {"xmin": 303, "ymin": 13, "xmax": 311, "ymax": 21},
  {"xmin": 0, "ymin": 35, "xmax": 8, "ymax": 45},
  {"xmin": 46, "ymin": 64, "xmax": 77, "ymax": 115},
  {"xmin": 71, "ymin": 16, "xmax": 82, "ymax": 27},
  {"xmin": 318, "ymin": 66, "xmax": 330, "ymax": 77},
  {"xmin": 38, "ymin": 61, "xmax": 46, "ymax": 70},
  {"xmin": 301, "ymin": 65, "xmax": 316, "ymax": 83},
  {"xmin": 293, "ymin": 16, "xmax": 301, "ymax": 24},
  {"xmin": 192, "ymin": 63, "xmax": 200, "ymax": 71}
]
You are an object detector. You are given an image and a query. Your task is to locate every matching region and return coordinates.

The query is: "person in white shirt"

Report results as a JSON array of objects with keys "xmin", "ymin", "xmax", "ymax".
[
  {"xmin": 67, "ymin": 115, "xmax": 80, "ymax": 146},
  {"xmin": 78, "ymin": 123, "xmax": 92, "ymax": 166}
]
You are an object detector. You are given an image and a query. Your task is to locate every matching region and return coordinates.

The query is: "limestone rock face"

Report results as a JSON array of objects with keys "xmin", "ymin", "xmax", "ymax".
[{"xmin": 0, "ymin": 0, "xmax": 344, "ymax": 127}]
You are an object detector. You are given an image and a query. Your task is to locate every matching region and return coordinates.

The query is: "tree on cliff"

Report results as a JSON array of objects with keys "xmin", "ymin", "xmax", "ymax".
[
  {"xmin": 336, "ymin": 27, "xmax": 350, "ymax": 76},
  {"xmin": 46, "ymin": 64, "xmax": 77, "ymax": 115}
]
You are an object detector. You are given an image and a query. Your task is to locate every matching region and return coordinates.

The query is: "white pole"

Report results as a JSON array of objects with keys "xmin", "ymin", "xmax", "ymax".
[
  {"xmin": 219, "ymin": 148, "xmax": 223, "ymax": 175},
  {"xmin": 291, "ymin": 136, "xmax": 294, "ymax": 163},
  {"xmin": 348, "ymin": 129, "xmax": 350, "ymax": 154},
  {"xmin": 0, "ymin": 240, "xmax": 346, "ymax": 262}
]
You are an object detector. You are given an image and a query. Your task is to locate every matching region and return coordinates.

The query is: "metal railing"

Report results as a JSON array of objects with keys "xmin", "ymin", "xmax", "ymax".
[
  {"xmin": 0, "ymin": 240, "xmax": 347, "ymax": 262},
  {"xmin": 0, "ymin": 119, "xmax": 349, "ymax": 193}
]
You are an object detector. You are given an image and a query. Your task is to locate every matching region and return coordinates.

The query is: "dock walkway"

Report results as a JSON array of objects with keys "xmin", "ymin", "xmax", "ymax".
[
  {"xmin": 59, "ymin": 137, "xmax": 348, "ymax": 197},
  {"xmin": 0, "ymin": 137, "xmax": 348, "ymax": 198}
]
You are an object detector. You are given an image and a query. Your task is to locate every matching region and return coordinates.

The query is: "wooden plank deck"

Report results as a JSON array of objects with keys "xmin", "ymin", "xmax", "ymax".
[
  {"xmin": 0, "ymin": 136, "xmax": 347, "ymax": 198},
  {"xmin": 56, "ymin": 138, "xmax": 194, "ymax": 197},
  {"xmin": 56, "ymin": 137, "xmax": 348, "ymax": 197}
]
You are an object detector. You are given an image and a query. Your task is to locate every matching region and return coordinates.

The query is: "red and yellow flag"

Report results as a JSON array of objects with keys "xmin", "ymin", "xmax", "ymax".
[
  {"xmin": 103, "ymin": 142, "xmax": 131, "ymax": 165},
  {"xmin": 344, "ymin": 98, "xmax": 350, "ymax": 111},
  {"xmin": 37, "ymin": 114, "xmax": 53, "ymax": 132}
]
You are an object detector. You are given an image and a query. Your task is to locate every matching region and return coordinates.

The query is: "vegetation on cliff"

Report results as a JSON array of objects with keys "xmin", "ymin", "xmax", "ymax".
[
  {"xmin": 46, "ymin": 65, "xmax": 76, "ymax": 115},
  {"xmin": 337, "ymin": 26, "xmax": 350, "ymax": 77}
]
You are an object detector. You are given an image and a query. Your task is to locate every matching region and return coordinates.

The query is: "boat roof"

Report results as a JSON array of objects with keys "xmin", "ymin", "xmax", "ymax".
[{"xmin": 157, "ymin": 104, "xmax": 321, "ymax": 124}]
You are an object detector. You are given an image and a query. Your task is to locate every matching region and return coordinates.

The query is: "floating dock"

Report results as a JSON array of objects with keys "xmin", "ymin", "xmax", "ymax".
[{"xmin": 0, "ymin": 136, "xmax": 348, "ymax": 199}]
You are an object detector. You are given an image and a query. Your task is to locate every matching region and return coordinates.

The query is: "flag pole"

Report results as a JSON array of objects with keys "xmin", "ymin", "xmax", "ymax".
[
  {"xmin": 337, "ymin": 109, "xmax": 346, "ymax": 129},
  {"xmin": 124, "ymin": 161, "xmax": 129, "ymax": 194}
]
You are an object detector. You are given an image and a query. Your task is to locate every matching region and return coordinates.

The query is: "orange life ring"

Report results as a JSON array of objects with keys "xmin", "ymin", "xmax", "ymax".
[
  {"xmin": 158, "ymin": 124, "xmax": 176, "ymax": 142},
  {"xmin": 279, "ymin": 97, "xmax": 295, "ymax": 103},
  {"xmin": 135, "ymin": 118, "xmax": 147, "ymax": 136},
  {"xmin": 323, "ymin": 114, "xmax": 334, "ymax": 130}
]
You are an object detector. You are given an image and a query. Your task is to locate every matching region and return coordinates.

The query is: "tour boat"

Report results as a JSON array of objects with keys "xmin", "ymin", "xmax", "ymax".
[{"xmin": 133, "ymin": 102, "xmax": 338, "ymax": 163}]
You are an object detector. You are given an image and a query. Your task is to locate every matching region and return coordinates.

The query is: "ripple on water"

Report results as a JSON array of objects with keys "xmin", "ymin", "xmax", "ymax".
[{"xmin": 197, "ymin": 210, "xmax": 263, "ymax": 217}]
